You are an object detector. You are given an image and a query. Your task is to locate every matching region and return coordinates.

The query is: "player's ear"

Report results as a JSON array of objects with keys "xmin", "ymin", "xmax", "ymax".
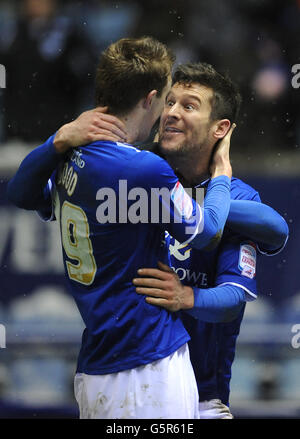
[
  {"xmin": 212, "ymin": 119, "xmax": 231, "ymax": 140},
  {"xmin": 143, "ymin": 90, "xmax": 158, "ymax": 110}
]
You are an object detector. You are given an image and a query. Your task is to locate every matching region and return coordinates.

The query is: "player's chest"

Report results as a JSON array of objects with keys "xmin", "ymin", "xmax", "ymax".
[{"xmin": 168, "ymin": 236, "xmax": 218, "ymax": 288}]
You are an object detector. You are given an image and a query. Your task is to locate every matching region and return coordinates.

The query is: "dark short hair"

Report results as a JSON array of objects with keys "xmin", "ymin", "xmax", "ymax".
[
  {"xmin": 95, "ymin": 36, "xmax": 175, "ymax": 115},
  {"xmin": 172, "ymin": 63, "xmax": 241, "ymax": 122}
]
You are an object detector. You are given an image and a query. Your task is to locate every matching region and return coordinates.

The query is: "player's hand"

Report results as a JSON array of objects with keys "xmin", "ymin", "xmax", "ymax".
[
  {"xmin": 53, "ymin": 107, "xmax": 127, "ymax": 154},
  {"xmin": 210, "ymin": 123, "xmax": 236, "ymax": 180},
  {"xmin": 133, "ymin": 261, "xmax": 194, "ymax": 312}
]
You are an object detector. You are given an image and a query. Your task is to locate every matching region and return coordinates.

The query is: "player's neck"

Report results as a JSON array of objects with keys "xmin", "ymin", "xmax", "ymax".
[
  {"xmin": 117, "ymin": 105, "xmax": 146, "ymax": 144},
  {"xmin": 121, "ymin": 117, "xmax": 140, "ymax": 144},
  {"xmin": 166, "ymin": 153, "xmax": 211, "ymax": 187}
]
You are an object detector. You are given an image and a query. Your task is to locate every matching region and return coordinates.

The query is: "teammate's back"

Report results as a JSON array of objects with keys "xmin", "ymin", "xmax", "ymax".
[{"xmin": 54, "ymin": 141, "xmax": 190, "ymax": 375}]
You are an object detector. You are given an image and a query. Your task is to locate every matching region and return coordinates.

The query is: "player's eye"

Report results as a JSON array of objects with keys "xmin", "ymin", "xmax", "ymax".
[
  {"xmin": 166, "ymin": 100, "xmax": 175, "ymax": 107},
  {"xmin": 185, "ymin": 104, "xmax": 195, "ymax": 110}
]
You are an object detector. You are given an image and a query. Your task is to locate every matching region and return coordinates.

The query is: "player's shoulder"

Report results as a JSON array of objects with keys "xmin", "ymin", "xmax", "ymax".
[
  {"xmin": 123, "ymin": 141, "xmax": 177, "ymax": 180},
  {"xmin": 82, "ymin": 140, "xmax": 142, "ymax": 158},
  {"xmin": 230, "ymin": 177, "xmax": 260, "ymax": 201},
  {"xmin": 74, "ymin": 140, "xmax": 168, "ymax": 169},
  {"xmin": 88, "ymin": 140, "xmax": 168, "ymax": 164},
  {"xmin": 84, "ymin": 140, "xmax": 176, "ymax": 186}
]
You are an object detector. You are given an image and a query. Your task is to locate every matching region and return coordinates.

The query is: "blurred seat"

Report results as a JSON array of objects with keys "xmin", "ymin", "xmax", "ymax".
[
  {"xmin": 243, "ymin": 297, "xmax": 276, "ymax": 324},
  {"xmin": 9, "ymin": 286, "xmax": 82, "ymax": 324},
  {"xmin": 8, "ymin": 285, "xmax": 84, "ymax": 342},
  {"xmin": 230, "ymin": 357, "xmax": 259, "ymax": 400},
  {"xmin": 5, "ymin": 286, "xmax": 84, "ymax": 406},
  {"xmin": 6, "ymin": 357, "xmax": 70, "ymax": 406},
  {"xmin": 281, "ymin": 292, "xmax": 300, "ymax": 323},
  {"xmin": 278, "ymin": 358, "xmax": 300, "ymax": 400}
]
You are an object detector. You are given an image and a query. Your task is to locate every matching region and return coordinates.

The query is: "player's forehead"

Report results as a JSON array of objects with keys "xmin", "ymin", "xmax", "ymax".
[{"xmin": 168, "ymin": 82, "xmax": 213, "ymax": 103}]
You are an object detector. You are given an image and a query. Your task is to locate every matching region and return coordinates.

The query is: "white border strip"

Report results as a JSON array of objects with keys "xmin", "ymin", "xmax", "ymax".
[
  {"xmin": 35, "ymin": 179, "xmax": 55, "ymax": 222},
  {"xmin": 257, "ymin": 234, "xmax": 289, "ymax": 257},
  {"xmin": 179, "ymin": 205, "xmax": 204, "ymax": 246},
  {"xmin": 218, "ymin": 281, "xmax": 257, "ymax": 301}
]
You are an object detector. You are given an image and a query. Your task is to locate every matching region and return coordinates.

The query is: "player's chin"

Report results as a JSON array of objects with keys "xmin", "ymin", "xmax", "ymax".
[{"xmin": 159, "ymin": 136, "xmax": 182, "ymax": 153}]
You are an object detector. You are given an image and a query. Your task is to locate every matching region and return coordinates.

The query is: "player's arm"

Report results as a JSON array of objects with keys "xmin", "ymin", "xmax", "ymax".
[
  {"xmin": 186, "ymin": 124, "xmax": 236, "ymax": 250},
  {"xmin": 7, "ymin": 134, "xmax": 60, "ymax": 210},
  {"xmin": 133, "ymin": 230, "xmax": 258, "ymax": 322},
  {"xmin": 133, "ymin": 261, "xmax": 245, "ymax": 322},
  {"xmin": 227, "ymin": 200, "xmax": 289, "ymax": 253},
  {"xmin": 54, "ymin": 107, "xmax": 127, "ymax": 152}
]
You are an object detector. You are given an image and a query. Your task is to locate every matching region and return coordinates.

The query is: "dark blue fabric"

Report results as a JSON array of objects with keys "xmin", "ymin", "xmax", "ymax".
[
  {"xmin": 170, "ymin": 177, "xmax": 261, "ymax": 405},
  {"xmin": 7, "ymin": 134, "xmax": 59, "ymax": 210}
]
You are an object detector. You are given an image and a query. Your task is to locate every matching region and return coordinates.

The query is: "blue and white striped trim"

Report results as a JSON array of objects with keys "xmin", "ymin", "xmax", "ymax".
[
  {"xmin": 116, "ymin": 142, "xmax": 142, "ymax": 152},
  {"xmin": 179, "ymin": 205, "xmax": 204, "ymax": 246}
]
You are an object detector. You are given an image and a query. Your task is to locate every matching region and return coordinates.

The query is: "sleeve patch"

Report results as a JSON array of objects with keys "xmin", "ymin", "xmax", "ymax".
[
  {"xmin": 238, "ymin": 242, "xmax": 256, "ymax": 279},
  {"xmin": 171, "ymin": 181, "xmax": 193, "ymax": 219}
]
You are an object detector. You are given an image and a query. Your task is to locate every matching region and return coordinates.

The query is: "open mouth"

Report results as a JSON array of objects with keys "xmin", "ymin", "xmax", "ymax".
[{"xmin": 164, "ymin": 126, "xmax": 183, "ymax": 134}]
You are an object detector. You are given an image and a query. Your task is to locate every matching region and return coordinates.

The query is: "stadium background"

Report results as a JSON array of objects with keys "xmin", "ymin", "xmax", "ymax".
[{"xmin": 0, "ymin": 0, "xmax": 299, "ymax": 419}]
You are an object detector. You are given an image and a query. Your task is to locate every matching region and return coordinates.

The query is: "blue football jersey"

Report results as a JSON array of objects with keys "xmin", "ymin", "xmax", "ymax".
[
  {"xmin": 169, "ymin": 177, "xmax": 261, "ymax": 404},
  {"xmin": 43, "ymin": 141, "xmax": 205, "ymax": 375}
]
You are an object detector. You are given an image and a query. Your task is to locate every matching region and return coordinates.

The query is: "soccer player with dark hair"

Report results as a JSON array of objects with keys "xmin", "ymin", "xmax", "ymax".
[{"xmin": 133, "ymin": 62, "xmax": 288, "ymax": 418}]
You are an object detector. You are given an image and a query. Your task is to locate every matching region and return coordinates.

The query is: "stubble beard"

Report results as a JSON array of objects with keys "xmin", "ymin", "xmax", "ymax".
[
  {"xmin": 159, "ymin": 133, "xmax": 199, "ymax": 159},
  {"xmin": 159, "ymin": 132, "xmax": 209, "ymax": 165},
  {"xmin": 159, "ymin": 132, "xmax": 212, "ymax": 183}
]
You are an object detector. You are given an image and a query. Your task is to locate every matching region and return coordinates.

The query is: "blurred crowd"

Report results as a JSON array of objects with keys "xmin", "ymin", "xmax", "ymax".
[{"xmin": 0, "ymin": 0, "xmax": 300, "ymax": 151}]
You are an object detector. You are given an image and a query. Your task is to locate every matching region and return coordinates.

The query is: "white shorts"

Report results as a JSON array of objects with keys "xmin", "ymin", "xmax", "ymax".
[
  {"xmin": 198, "ymin": 399, "xmax": 234, "ymax": 419},
  {"xmin": 74, "ymin": 343, "xmax": 199, "ymax": 419}
]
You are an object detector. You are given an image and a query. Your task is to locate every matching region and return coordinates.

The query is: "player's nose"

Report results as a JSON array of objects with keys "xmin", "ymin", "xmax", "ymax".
[{"xmin": 165, "ymin": 103, "xmax": 180, "ymax": 119}]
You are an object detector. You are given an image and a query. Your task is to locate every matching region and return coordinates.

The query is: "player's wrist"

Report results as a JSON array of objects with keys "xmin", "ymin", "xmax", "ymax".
[
  {"xmin": 211, "ymin": 163, "xmax": 232, "ymax": 180},
  {"xmin": 182, "ymin": 286, "xmax": 194, "ymax": 310},
  {"xmin": 53, "ymin": 124, "xmax": 73, "ymax": 154}
]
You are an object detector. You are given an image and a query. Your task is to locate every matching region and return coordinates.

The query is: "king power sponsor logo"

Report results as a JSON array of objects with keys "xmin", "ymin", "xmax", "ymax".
[
  {"xmin": 171, "ymin": 266, "xmax": 208, "ymax": 287},
  {"xmin": 0, "ymin": 64, "xmax": 6, "ymax": 88}
]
